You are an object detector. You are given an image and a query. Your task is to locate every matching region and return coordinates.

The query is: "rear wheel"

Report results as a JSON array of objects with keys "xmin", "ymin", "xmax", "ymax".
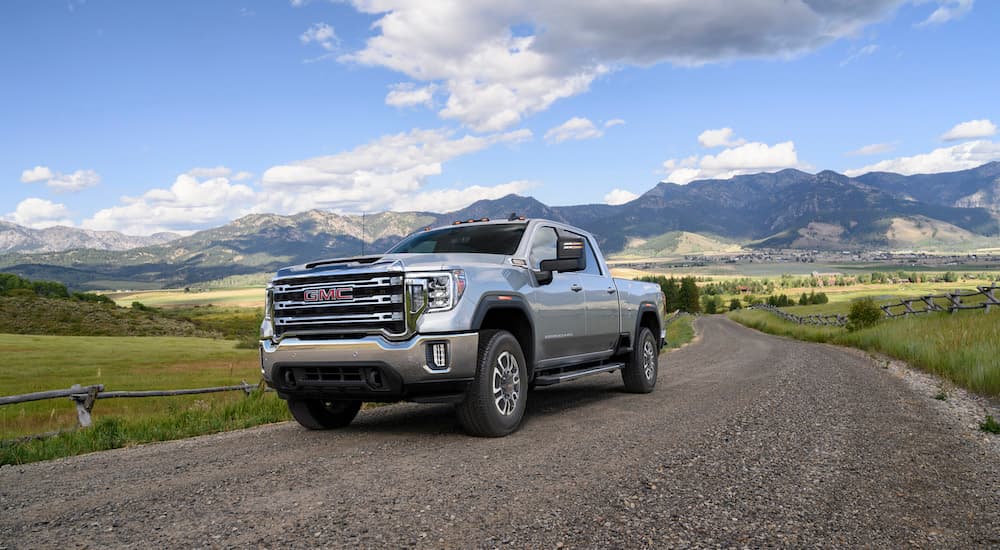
[
  {"xmin": 622, "ymin": 327, "xmax": 658, "ymax": 393},
  {"xmin": 288, "ymin": 399, "xmax": 362, "ymax": 430},
  {"xmin": 456, "ymin": 330, "xmax": 527, "ymax": 437}
]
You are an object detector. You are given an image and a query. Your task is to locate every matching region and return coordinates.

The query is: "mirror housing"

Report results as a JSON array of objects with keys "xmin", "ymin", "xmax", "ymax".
[{"xmin": 535, "ymin": 235, "xmax": 586, "ymax": 284}]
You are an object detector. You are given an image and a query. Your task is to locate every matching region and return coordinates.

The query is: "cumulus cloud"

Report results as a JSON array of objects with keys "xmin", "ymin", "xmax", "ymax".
[
  {"xmin": 260, "ymin": 127, "xmax": 532, "ymax": 214},
  {"xmin": 47, "ymin": 170, "xmax": 101, "ymax": 192},
  {"xmin": 846, "ymin": 142, "xmax": 899, "ymax": 156},
  {"xmin": 940, "ymin": 118, "xmax": 996, "ymax": 141},
  {"xmin": 300, "ymin": 22, "xmax": 338, "ymax": 51},
  {"xmin": 187, "ymin": 166, "xmax": 233, "ymax": 178},
  {"xmin": 341, "ymin": 1, "xmax": 908, "ymax": 130},
  {"xmin": 21, "ymin": 167, "xmax": 100, "ymax": 192},
  {"xmin": 916, "ymin": 0, "xmax": 974, "ymax": 26},
  {"xmin": 4, "ymin": 198, "xmax": 73, "ymax": 229},
  {"xmin": 20, "ymin": 166, "xmax": 54, "ymax": 183},
  {"xmin": 698, "ymin": 128, "xmax": 746, "ymax": 148},
  {"xmin": 604, "ymin": 119, "xmax": 625, "ymax": 128},
  {"xmin": 544, "ymin": 117, "xmax": 604, "ymax": 144},
  {"xmin": 82, "ymin": 173, "xmax": 256, "ymax": 235},
  {"xmin": 662, "ymin": 140, "xmax": 803, "ymax": 184},
  {"xmin": 395, "ymin": 181, "xmax": 538, "ymax": 213},
  {"xmin": 603, "ymin": 188, "xmax": 639, "ymax": 205},
  {"xmin": 385, "ymin": 83, "xmax": 437, "ymax": 108},
  {"xmin": 844, "ymin": 139, "xmax": 1000, "ymax": 176}
]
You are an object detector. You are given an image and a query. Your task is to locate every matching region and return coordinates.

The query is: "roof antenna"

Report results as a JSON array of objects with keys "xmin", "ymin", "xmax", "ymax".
[{"xmin": 507, "ymin": 212, "xmax": 518, "ymax": 221}]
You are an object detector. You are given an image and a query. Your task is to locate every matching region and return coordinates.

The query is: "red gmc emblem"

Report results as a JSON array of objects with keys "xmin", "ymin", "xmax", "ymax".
[{"xmin": 303, "ymin": 287, "xmax": 354, "ymax": 302}]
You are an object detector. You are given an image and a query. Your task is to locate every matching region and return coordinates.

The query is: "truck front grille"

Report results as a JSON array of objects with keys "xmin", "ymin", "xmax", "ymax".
[{"xmin": 272, "ymin": 272, "xmax": 406, "ymax": 338}]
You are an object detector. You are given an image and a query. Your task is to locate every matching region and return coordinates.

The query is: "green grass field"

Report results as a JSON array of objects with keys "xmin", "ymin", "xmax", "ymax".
[
  {"xmin": 665, "ymin": 315, "xmax": 695, "ymax": 349},
  {"xmin": 727, "ymin": 308, "xmax": 1000, "ymax": 396},
  {"xmin": 0, "ymin": 334, "xmax": 267, "ymax": 440},
  {"xmin": 108, "ymin": 287, "xmax": 266, "ymax": 308}
]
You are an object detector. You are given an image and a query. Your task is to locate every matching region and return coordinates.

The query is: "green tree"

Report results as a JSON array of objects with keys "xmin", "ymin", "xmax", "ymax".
[
  {"xmin": 847, "ymin": 297, "xmax": 882, "ymax": 331},
  {"xmin": 729, "ymin": 298, "xmax": 742, "ymax": 311},
  {"xmin": 678, "ymin": 277, "xmax": 701, "ymax": 313}
]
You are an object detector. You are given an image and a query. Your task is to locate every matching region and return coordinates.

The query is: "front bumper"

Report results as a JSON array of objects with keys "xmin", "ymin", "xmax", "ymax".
[{"xmin": 260, "ymin": 332, "xmax": 479, "ymax": 401}]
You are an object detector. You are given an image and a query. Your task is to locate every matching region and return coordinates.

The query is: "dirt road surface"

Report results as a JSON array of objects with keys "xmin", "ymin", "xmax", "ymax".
[{"xmin": 2, "ymin": 317, "xmax": 998, "ymax": 548}]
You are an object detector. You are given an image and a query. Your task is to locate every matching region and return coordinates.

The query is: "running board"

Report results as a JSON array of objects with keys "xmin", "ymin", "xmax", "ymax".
[{"xmin": 533, "ymin": 363, "xmax": 624, "ymax": 387}]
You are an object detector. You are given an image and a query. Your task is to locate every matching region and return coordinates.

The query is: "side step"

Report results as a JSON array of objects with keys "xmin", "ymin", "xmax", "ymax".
[{"xmin": 533, "ymin": 362, "xmax": 624, "ymax": 387}]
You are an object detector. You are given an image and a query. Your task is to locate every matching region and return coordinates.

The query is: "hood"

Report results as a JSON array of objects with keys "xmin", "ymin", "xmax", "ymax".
[{"xmin": 273, "ymin": 253, "xmax": 510, "ymax": 280}]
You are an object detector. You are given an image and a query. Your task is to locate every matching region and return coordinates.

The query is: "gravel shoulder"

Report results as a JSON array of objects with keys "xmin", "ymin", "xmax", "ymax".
[{"xmin": 2, "ymin": 316, "xmax": 998, "ymax": 548}]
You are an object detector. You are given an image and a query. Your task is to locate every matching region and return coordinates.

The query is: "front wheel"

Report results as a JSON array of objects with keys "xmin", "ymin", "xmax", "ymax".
[
  {"xmin": 456, "ymin": 330, "xmax": 528, "ymax": 437},
  {"xmin": 288, "ymin": 399, "xmax": 362, "ymax": 430},
  {"xmin": 622, "ymin": 327, "xmax": 658, "ymax": 393}
]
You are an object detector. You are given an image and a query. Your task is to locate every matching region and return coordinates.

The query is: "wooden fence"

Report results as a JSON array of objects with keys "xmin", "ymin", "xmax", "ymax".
[
  {"xmin": 880, "ymin": 283, "xmax": 999, "ymax": 319},
  {"xmin": 0, "ymin": 381, "xmax": 261, "ymax": 434},
  {"xmin": 749, "ymin": 304, "xmax": 847, "ymax": 327}
]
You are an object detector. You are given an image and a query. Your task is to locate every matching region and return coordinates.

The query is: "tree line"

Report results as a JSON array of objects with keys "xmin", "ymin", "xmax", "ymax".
[{"xmin": 0, "ymin": 273, "xmax": 113, "ymax": 304}]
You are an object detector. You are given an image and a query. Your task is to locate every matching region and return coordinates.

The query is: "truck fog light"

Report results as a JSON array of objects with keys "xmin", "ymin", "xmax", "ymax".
[{"xmin": 428, "ymin": 342, "xmax": 449, "ymax": 370}]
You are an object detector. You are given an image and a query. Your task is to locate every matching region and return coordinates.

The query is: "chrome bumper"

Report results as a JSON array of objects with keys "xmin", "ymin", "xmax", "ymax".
[{"xmin": 259, "ymin": 332, "xmax": 479, "ymax": 385}]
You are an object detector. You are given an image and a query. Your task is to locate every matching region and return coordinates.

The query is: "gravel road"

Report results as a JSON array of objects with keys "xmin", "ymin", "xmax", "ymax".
[{"xmin": 2, "ymin": 317, "xmax": 998, "ymax": 548}]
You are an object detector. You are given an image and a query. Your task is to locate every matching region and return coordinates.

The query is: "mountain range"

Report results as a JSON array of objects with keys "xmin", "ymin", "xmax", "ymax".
[{"xmin": 1, "ymin": 162, "xmax": 998, "ymax": 289}]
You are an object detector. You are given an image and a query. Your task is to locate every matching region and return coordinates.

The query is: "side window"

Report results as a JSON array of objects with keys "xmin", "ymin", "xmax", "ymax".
[
  {"xmin": 528, "ymin": 226, "xmax": 558, "ymax": 269},
  {"xmin": 573, "ymin": 233, "xmax": 603, "ymax": 276}
]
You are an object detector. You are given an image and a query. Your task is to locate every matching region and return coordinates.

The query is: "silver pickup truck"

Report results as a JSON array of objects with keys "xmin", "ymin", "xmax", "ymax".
[{"xmin": 260, "ymin": 217, "xmax": 666, "ymax": 437}]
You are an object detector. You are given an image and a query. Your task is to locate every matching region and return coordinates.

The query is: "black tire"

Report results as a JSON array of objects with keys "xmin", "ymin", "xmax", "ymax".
[
  {"xmin": 622, "ymin": 327, "xmax": 658, "ymax": 393},
  {"xmin": 287, "ymin": 399, "xmax": 362, "ymax": 430},
  {"xmin": 456, "ymin": 330, "xmax": 528, "ymax": 437}
]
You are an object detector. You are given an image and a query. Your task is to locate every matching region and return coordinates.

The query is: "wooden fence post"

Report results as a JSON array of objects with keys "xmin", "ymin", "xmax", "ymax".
[{"xmin": 69, "ymin": 384, "xmax": 99, "ymax": 428}]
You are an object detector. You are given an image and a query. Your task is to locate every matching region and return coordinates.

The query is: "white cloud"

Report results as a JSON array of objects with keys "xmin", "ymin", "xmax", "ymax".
[
  {"xmin": 82, "ymin": 173, "xmax": 256, "ymax": 235},
  {"xmin": 544, "ymin": 117, "xmax": 603, "ymax": 144},
  {"xmin": 5, "ymin": 198, "xmax": 73, "ymax": 229},
  {"xmin": 916, "ymin": 0, "xmax": 974, "ymax": 26},
  {"xmin": 385, "ymin": 83, "xmax": 437, "ymax": 108},
  {"xmin": 840, "ymin": 44, "xmax": 879, "ymax": 66},
  {"xmin": 604, "ymin": 119, "xmax": 625, "ymax": 128},
  {"xmin": 940, "ymin": 118, "xmax": 996, "ymax": 141},
  {"xmin": 48, "ymin": 169, "xmax": 101, "ymax": 192},
  {"xmin": 232, "ymin": 171, "xmax": 254, "ymax": 181},
  {"xmin": 341, "ymin": 1, "xmax": 904, "ymax": 131},
  {"xmin": 300, "ymin": 23, "xmax": 338, "ymax": 51},
  {"xmin": 260, "ymin": 127, "xmax": 532, "ymax": 214},
  {"xmin": 604, "ymin": 188, "xmax": 639, "ymax": 205},
  {"xmin": 844, "ymin": 139, "xmax": 1000, "ymax": 176},
  {"xmin": 187, "ymin": 166, "xmax": 232, "ymax": 178},
  {"xmin": 20, "ymin": 166, "xmax": 100, "ymax": 192},
  {"xmin": 20, "ymin": 166, "xmax": 54, "ymax": 183},
  {"xmin": 698, "ymin": 128, "xmax": 746, "ymax": 148},
  {"xmin": 395, "ymin": 181, "xmax": 538, "ymax": 213},
  {"xmin": 662, "ymin": 141, "xmax": 804, "ymax": 184},
  {"xmin": 847, "ymin": 142, "xmax": 899, "ymax": 156}
]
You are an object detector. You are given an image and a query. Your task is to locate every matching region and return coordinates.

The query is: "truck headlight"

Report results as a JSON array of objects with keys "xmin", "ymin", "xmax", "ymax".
[
  {"xmin": 260, "ymin": 283, "xmax": 275, "ymax": 340},
  {"xmin": 406, "ymin": 270, "xmax": 466, "ymax": 312}
]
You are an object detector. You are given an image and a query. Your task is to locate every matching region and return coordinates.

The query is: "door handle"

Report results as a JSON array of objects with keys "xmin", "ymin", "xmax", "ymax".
[
  {"xmin": 570, "ymin": 283, "xmax": 583, "ymax": 292},
  {"xmin": 606, "ymin": 287, "xmax": 617, "ymax": 294}
]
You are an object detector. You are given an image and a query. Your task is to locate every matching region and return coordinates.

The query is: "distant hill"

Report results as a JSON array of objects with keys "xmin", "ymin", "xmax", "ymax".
[
  {"xmin": 2, "ymin": 163, "xmax": 999, "ymax": 289},
  {"xmin": 857, "ymin": 161, "xmax": 1000, "ymax": 214},
  {"xmin": 0, "ymin": 222, "xmax": 178, "ymax": 254}
]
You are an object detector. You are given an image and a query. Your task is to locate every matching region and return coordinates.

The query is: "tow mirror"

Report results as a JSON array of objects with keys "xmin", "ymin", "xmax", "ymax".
[{"xmin": 538, "ymin": 236, "xmax": 586, "ymax": 274}]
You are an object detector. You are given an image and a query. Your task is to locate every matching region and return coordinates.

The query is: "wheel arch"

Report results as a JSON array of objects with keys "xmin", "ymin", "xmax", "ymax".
[{"xmin": 472, "ymin": 294, "xmax": 536, "ymax": 377}]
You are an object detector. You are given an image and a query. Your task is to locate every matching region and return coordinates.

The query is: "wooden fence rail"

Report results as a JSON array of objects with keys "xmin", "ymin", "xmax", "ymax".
[
  {"xmin": 749, "ymin": 282, "xmax": 999, "ymax": 326},
  {"xmin": 749, "ymin": 304, "xmax": 847, "ymax": 327},
  {"xmin": 0, "ymin": 381, "xmax": 260, "ymax": 431},
  {"xmin": 881, "ymin": 283, "xmax": 999, "ymax": 319}
]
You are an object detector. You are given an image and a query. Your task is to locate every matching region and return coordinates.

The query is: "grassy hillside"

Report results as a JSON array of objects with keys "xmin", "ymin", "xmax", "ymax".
[
  {"xmin": 0, "ymin": 295, "xmax": 218, "ymax": 337},
  {"xmin": 613, "ymin": 231, "xmax": 741, "ymax": 258}
]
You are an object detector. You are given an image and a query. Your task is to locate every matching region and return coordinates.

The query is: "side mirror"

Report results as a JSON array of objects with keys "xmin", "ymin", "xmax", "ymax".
[{"xmin": 537, "ymin": 236, "xmax": 586, "ymax": 282}]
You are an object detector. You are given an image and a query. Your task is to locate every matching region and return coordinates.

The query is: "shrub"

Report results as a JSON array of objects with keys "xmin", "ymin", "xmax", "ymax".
[
  {"xmin": 847, "ymin": 297, "xmax": 882, "ymax": 331},
  {"xmin": 981, "ymin": 415, "xmax": 1000, "ymax": 434},
  {"xmin": 729, "ymin": 298, "xmax": 742, "ymax": 311}
]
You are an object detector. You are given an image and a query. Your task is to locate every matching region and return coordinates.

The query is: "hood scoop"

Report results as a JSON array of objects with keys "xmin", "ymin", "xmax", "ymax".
[{"xmin": 305, "ymin": 255, "xmax": 384, "ymax": 269}]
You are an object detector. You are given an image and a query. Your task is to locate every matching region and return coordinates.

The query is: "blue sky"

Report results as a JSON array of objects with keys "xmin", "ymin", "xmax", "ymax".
[{"xmin": 2, "ymin": 0, "xmax": 998, "ymax": 235}]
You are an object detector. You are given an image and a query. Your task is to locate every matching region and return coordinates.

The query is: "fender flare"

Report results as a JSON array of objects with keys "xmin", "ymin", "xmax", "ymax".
[{"xmin": 633, "ymin": 302, "xmax": 663, "ymax": 347}]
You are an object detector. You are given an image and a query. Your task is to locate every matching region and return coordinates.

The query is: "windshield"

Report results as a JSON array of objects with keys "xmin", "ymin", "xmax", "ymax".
[{"xmin": 388, "ymin": 224, "xmax": 526, "ymax": 255}]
